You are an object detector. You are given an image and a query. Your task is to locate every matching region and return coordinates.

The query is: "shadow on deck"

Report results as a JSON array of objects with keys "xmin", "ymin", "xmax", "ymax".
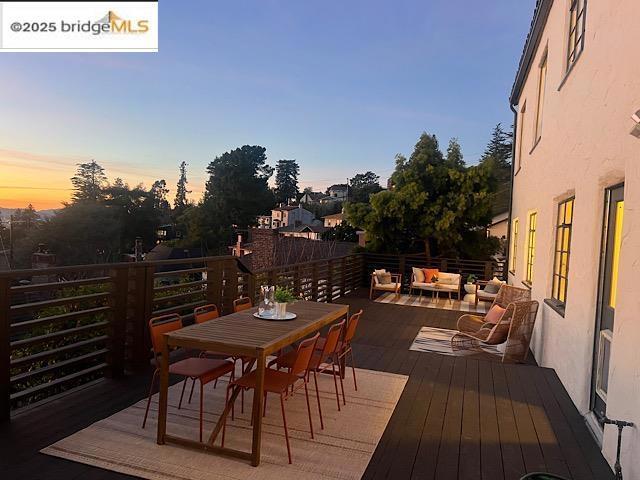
[{"xmin": 1, "ymin": 291, "xmax": 613, "ymax": 480}]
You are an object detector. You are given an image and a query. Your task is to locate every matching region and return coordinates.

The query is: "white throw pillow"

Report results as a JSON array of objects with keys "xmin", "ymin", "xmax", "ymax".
[{"xmin": 412, "ymin": 267, "xmax": 425, "ymax": 283}]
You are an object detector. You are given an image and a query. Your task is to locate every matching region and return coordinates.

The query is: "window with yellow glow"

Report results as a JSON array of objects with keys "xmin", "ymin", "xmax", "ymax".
[
  {"xmin": 609, "ymin": 201, "xmax": 624, "ymax": 308},
  {"xmin": 552, "ymin": 198, "xmax": 574, "ymax": 304},
  {"xmin": 525, "ymin": 212, "xmax": 537, "ymax": 284},
  {"xmin": 510, "ymin": 218, "xmax": 519, "ymax": 273}
]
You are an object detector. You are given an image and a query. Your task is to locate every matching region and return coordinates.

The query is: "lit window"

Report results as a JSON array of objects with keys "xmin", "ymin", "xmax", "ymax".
[
  {"xmin": 534, "ymin": 52, "xmax": 548, "ymax": 142},
  {"xmin": 609, "ymin": 200, "xmax": 624, "ymax": 308},
  {"xmin": 567, "ymin": 0, "xmax": 586, "ymax": 69},
  {"xmin": 510, "ymin": 218, "xmax": 519, "ymax": 273},
  {"xmin": 525, "ymin": 212, "xmax": 537, "ymax": 284},
  {"xmin": 552, "ymin": 198, "xmax": 574, "ymax": 304}
]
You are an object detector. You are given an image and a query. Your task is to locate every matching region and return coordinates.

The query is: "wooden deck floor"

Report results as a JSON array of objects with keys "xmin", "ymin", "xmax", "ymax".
[{"xmin": 1, "ymin": 292, "xmax": 613, "ymax": 480}]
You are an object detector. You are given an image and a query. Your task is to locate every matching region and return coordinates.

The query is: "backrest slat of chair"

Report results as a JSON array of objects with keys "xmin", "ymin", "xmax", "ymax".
[
  {"xmin": 233, "ymin": 297, "xmax": 252, "ymax": 313},
  {"xmin": 194, "ymin": 304, "xmax": 219, "ymax": 324},
  {"xmin": 291, "ymin": 333, "xmax": 320, "ymax": 378},
  {"xmin": 344, "ymin": 310, "xmax": 362, "ymax": 344},
  {"xmin": 148, "ymin": 314, "xmax": 183, "ymax": 361},
  {"xmin": 321, "ymin": 319, "xmax": 346, "ymax": 359}
]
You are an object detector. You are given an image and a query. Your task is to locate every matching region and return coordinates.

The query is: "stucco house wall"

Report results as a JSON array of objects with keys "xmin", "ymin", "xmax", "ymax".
[{"xmin": 510, "ymin": 0, "xmax": 640, "ymax": 475}]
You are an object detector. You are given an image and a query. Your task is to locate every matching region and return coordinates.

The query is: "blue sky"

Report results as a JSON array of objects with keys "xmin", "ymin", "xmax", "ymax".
[{"xmin": 0, "ymin": 0, "xmax": 535, "ymax": 208}]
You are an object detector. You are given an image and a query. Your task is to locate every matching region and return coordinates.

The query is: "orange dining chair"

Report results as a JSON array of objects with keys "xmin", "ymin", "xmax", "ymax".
[
  {"xmin": 142, "ymin": 313, "xmax": 235, "ymax": 442},
  {"xmin": 233, "ymin": 296, "xmax": 252, "ymax": 313},
  {"xmin": 317, "ymin": 310, "xmax": 362, "ymax": 391},
  {"xmin": 195, "ymin": 304, "xmax": 251, "ymax": 414},
  {"xmin": 270, "ymin": 319, "xmax": 346, "ymax": 430},
  {"xmin": 222, "ymin": 333, "xmax": 320, "ymax": 464}
]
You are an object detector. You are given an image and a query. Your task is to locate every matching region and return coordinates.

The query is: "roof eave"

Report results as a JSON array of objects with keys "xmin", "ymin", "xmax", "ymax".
[{"xmin": 509, "ymin": 0, "xmax": 553, "ymax": 106}]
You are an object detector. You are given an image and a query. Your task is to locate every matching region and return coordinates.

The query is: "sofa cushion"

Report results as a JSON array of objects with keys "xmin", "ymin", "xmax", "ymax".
[
  {"xmin": 484, "ymin": 282, "xmax": 501, "ymax": 294},
  {"xmin": 478, "ymin": 290, "xmax": 498, "ymax": 299},
  {"xmin": 412, "ymin": 267, "xmax": 425, "ymax": 283},
  {"xmin": 437, "ymin": 272, "xmax": 460, "ymax": 285},
  {"xmin": 412, "ymin": 282, "xmax": 457, "ymax": 292},
  {"xmin": 422, "ymin": 268, "xmax": 439, "ymax": 283}
]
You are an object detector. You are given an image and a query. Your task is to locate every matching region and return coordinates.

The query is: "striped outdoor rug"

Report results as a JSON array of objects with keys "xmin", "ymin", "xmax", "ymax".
[
  {"xmin": 374, "ymin": 292, "xmax": 488, "ymax": 313},
  {"xmin": 410, "ymin": 326, "xmax": 501, "ymax": 357}
]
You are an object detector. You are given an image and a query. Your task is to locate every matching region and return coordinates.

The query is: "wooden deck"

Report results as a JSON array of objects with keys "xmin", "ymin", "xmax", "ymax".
[{"xmin": 1, "ymin": 292, "xmax": 613, "ymax": 479}]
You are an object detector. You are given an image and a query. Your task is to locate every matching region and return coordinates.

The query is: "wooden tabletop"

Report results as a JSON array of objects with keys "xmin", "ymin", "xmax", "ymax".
[{"xmin": 166, "ymin": 301, "xmax": 348, "ymax": 357}]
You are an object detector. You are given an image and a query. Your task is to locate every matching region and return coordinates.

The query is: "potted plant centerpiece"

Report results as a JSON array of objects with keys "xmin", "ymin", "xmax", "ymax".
[
  {"xmin": 274, "ymin": 287, "xmax": 296, "ymax": 319},
  {"xmin": 464, "ymin": 274, "xmax": 478, "ymax": 294}
]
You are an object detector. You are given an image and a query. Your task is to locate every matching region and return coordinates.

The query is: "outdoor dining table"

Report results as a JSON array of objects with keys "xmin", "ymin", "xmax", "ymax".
[{"xmin": 156, "ymin": 300, "xmax": 349, "ymax": 466}]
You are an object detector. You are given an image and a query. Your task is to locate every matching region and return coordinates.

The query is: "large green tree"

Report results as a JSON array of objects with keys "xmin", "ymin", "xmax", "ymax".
[
  {"xmin": 71, "ymin": 160, "xmax": 107, "ymax": 203},
  {"xmin": 180, "ymin": 145, "xmax": 275, "ymax": 253},
  {"xmin": 349, "ymin": 171, "xmax": 383, "ymax": 203},
  {"xmin": 274, "ymin": 159, "xmax": 299, "ymax": 205},
  {"xmin": 174, "ymin": 161, "xmax": 191, "ymax": 214},
  {"xmin": 346, "ymin": 132, "xmax": 495, "ymax": 258},
  {"xmin": 479, "ymin": 123, "xmax": 513, "ymax": 214}
]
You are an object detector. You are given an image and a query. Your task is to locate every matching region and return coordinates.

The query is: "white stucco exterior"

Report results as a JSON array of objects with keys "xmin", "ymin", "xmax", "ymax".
[{"xmin": 510, "ymin": 0, "xmax": 640, "ymax": 476}]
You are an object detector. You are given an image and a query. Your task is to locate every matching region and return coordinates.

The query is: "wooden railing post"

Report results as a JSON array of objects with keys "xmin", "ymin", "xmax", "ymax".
[
  {"xmin": 129, "ymin": 264, "xmax": 154, "ymax": 370},
  {"xmin": 247, "ymin": 272, "xmax": 257, "ymax": 304},
  {"xmin": 484, "ymin": 261, "xmax": 494, "ymax": 280},
  {"xmin": 107, "ymin": 267, "xmax": 127, "ymax": 378},
  {"xmin": 0, "ymin": 278, "xmax": 10, "ymax": 421},
  {"xmin": 398, "ymin": 255, "xmax": 406, "ymax": 289},
  {"xmin": 224, "ymin": 258, "xmax": 239, "ymax": 314},
  {"xmin": 206, "ymin": 258, "xmax": 223, "ymax": 308},
  {"xmin": 440, "ymin": 258, "xmax": 448, "ymax": 272}
]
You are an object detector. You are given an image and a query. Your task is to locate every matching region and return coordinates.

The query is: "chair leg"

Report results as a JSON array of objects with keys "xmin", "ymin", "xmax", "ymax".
[
  {"xmin": 312, "ymin": 370, "xmax": 324, "ymax": 430},
  {"xmin": 222, "ymin": 385, "xmax": 230, "ymax": 447},
  {"xmin": 331, "ymin": 363, "xmax": 341, "ymax": 411},
  {"xmin": 337, "ymin": 360, "xmax": 346, "ymax": 405},
  {"xmin": 263, "ymin": 392, "xmax": 268, "ymax": 417},
  {"xmin": 199, "ymin": 380, "xmax": 204, "ymax": 443},
  {"xmin": 349, "ymin": 348, "xmax": 358, "ymax": 391},
  {"xmin": 142, "ymin": 370, "xmax": 159, "ymax": 429},
  {"xmin": 178, "ymin": 378, "xmax": 188, "ymax": 409},
  {"xmin": 240, "ymin": 358, "xmax": 245, "ymax": 414},
  {"xmin": 303, "ymin": 379, "xmax": 314, "ymax": 439},
  {"xmin": 188, "ymin": 377, "xmax": 196, "ymax": 404},
  {"xmin": 280, "ymin": 393, "xmax": 292, "ymax": 464}
]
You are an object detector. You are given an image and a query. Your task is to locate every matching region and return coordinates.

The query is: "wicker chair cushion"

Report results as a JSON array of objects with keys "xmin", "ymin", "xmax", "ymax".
[
  {"xmin": 484, "ymin": 282, "xmax": 501, "ymax": 294},
  {"xmin": 484, "ymin": 304, "xmax": 506, "ymax": 324},
  {"xmin": 374, "ymin": 269, "xmax": 392, "ymax": 284}
]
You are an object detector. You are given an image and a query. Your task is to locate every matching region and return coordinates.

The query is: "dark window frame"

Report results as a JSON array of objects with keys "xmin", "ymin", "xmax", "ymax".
[
  {"xmin": 567, "ymin": 0, "xmax": 587, "ymax": 70},
  {"xmin": 551, "ymin": 197, "xmax": 575, "ymax": 306},
  {"xmin": 525, "ymin": 212, "xmax": 537, "ymax": 284}
]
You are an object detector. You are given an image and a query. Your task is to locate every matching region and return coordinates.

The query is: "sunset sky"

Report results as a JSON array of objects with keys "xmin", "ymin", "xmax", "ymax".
[{"xmin": 0, "ymin": 0, "xmax": 534, "ymax": 211}]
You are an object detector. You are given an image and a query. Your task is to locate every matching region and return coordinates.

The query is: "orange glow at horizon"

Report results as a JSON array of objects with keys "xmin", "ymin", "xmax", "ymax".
[{"xmin": 0, "ymin": 148, "xmax": 203, "ymax": 211}]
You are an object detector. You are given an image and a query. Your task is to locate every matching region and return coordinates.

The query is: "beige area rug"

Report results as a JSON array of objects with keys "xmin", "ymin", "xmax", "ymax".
[
  {"xmin": 374, "ymin": 292, "xmax": 489, "ymax": 313},
  {"xmin": 410, "ymin": 326, "xmax": 502, "ymax": 358},
  {"xmin": 42, "ymin": 364, "xmax": 407, "ymax": 480}
]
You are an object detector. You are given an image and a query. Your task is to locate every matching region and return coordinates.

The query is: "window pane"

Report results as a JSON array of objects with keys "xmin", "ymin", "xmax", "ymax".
[{"xmin": 609, "ymin": 201, "xmax": 624, "ymax": 308}]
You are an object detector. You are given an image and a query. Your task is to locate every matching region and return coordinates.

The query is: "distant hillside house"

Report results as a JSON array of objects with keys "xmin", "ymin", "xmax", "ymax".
[
  {"xmin": 256, "ymin": 215, "xmax": 272, "ymax": 229},
  {"xmin": 278, "ymin": 224, "xmax": 326, "ymax": 241},
  {"xmin": 320, "ymin": 184, "xmax": 349, "ymax": 203},
  {"xmin": 270, "ymin": 204, "xmax": 315, "ymax": 229},
  {"xmin": 323, "ymin": 212, "xmax": 344, "ymax": 228},
  {"xmin": 298, "ymin": 191, "xmax": 325, "ymax": 204},
  {"xmin": 487, "ymin": 211, "xmax": 508, "ymax": 239}
]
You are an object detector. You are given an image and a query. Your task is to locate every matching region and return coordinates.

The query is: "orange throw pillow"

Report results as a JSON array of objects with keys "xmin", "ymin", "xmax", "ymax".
[
  {"xmin": 422, "ymin": 268, "xmax": 439, "ymax": 283},
  {"xmin": 484, "ymin": 305, "xmax": 506, "ymax": 324}
]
